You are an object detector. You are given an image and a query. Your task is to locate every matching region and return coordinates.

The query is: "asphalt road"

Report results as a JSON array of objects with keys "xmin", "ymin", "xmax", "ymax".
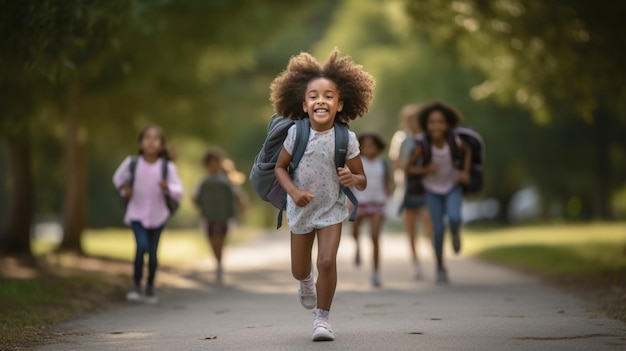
[{"xmin": 38, "ymin": 230, "xmax": 625, "ymax": 351}]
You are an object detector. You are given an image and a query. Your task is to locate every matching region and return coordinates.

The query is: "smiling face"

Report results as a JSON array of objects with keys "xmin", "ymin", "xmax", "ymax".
[
  {"xmin": 302, "ymin": 77, "xmax": 343, "ymax": 131},
  {"xmin": 426, "ymin": 110, "xmax": 450, "ymax": 142}
]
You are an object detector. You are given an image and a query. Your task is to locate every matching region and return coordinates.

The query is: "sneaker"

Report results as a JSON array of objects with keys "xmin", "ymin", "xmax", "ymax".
[
  {"xmin": 436, "ymin": 267, "xmax": 449, "ymax": 285},
  {"xmin": 145, "ymin": 285, "xmax": 158, "ymax": 304},
  {"xmin": 312, "ymin": 316, "xmax": 335, "ymax": 341},
  {"xmin": 299, "ymin": 275, "xmax": 317, "ymax": 310},
  {"xmin": 413, "ymin": 263, "xmax": 423, "ymax": 280},
  {"xmin": 371, "ymin": 272, "xmax": 381, "ymax": 287},
  {"xmin": 354, "ymin": 249, "xmax": 361, "ymax": 267},
  {"xmin": 216, "ymin": 264, "xmax": 223, "ymax": 285},
  {"xmin": 451, "ymin": 230, "xmax": 461, "ymax": 254},
  {"xmin": 126, "ymin": 285, "xmax": 142, "ymax": 302}
]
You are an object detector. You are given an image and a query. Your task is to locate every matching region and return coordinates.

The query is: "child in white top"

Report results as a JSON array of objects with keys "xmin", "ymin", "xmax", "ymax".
[
  {"xmin": 406, "ymin": 101, "xmax": 471, "ymax": 284},
  {"xmin": 351, "ymin": 133, "xmax": 393, "ymax": 287},
  {"xmin": 272, "ymin": 48, "xmax": 375, "ymax": 342}
]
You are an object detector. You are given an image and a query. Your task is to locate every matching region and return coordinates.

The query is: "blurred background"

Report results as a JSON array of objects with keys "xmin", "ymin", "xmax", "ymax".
[{"xmin": 1, "ymin": 0, "xmax": 625, "ymax": 257}]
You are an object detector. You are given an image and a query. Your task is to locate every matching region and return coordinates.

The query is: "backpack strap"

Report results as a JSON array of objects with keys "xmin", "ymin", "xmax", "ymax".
[
  {"xmin": 289, "ymin": 118, "xmax": 310, "ymax": 171},
  {"xmin": 277, "ymin": 118, "xmax": 311, "ymax": 229},
  {"xmin": 333, "ymin": 123, "xmax": 358, "ymax": 222},
  {"xmin": 128, "ymin": 156, "xmax": 138, "ymax": 188},
  {"xmin": 161, "ymin": 157, "xmax": 168, "ymax": 180},
  {"xmin": 415, "ymin": 133, "xmax": 431, "ymax": 166},
  {"xmin": 447, "ymin": 129, "xmax": 462, "ymax": 168}
]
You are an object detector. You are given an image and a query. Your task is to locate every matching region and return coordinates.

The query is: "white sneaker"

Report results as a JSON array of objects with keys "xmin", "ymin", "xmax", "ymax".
[
  {"xmin": 312, "ymin": 316, "xmax": 335, "ymax": 341},
  {"xmin": 371, "ymin": 272, "xmax": 381, "ymax": 287},
  {"xmin": 436, "ymin": 267, "xmax": 449, "ymax": 285},
  {"xmin": 126, "ymin": 286, "xmax": 142, "ymax": 302},
  {"xmin": 299, "ymin": 276, "xmax": 317, "ymax": 310},
  {"xmin": 216, "ymin": 264, "xmax": 223, "ymax": 285},
  {"xmin": 144, "ymin": 286, "xmax": 158, "ymax": 304},
  {"xmin": 413, "ymin": 263, "xmax": 423, "ymax": 280}
]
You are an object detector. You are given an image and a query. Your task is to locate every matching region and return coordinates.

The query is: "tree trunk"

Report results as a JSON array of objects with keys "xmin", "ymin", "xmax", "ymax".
[
  {"xmin": 58, "ymin": 81, "xmax": 87, "ymax": 254},
  {"xmin": 0, "ymin": 144, "xmax": 8, "ymax": 234},
  {"xmin": 0, "ymin": 129, "xmax": 34, "ymax": 258}
]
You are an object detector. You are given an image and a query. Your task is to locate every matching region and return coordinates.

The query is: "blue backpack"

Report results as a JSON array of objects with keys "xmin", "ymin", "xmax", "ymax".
[{"xmin": 249, "ymin": 115, "xmax": 358, "ymax": 228}]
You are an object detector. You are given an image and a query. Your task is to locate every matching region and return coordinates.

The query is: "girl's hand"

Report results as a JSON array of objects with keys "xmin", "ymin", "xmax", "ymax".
[
  {"xmin": 159, "ymin": 180, "xmax": 170, "ymax": 194},
  {"xmin": 458, "ymin": 171, "xmax": 470, "ymax": 184},
  {"xmin": 120, "ymin": 184, "xmax": 133, "ymax": 199},
  {"xmin": 338, "ymin": 167, "xmax": 358, "ymax": 187},
  {"xmin": 425, "ymin": 164, "xmax": 438, "ymax": 174},
  {"xmin": 289, "ymin": 188, "xmax": 315, "ymax": 207}
]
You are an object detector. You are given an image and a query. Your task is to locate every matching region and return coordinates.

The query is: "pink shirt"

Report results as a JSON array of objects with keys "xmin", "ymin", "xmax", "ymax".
[{"xmin": 112, "ymin": 156, "xmax": 184, "ymax": 228}]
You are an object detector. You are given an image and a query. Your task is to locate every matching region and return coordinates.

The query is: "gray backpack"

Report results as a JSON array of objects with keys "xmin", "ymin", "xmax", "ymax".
[{"xmin": 249, "ymin": 115, "xmax": 358, "ymax": 228}]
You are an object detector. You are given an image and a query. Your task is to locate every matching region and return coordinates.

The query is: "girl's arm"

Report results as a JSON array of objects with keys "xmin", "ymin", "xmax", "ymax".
[
  {"xmin": 162, "ymin": 162, "xmax": 184, "ymax": 201},
  {"xmin": 275, "ymin": 147, "xmax": 315, "ymax": 207},
  {"xmin": 384, "ymin": 160, "xmax": 394, "ymax": 196},
  {"xmin": 342, "ymin": 156, "xmax": 366, "ymax": 191},
  {"xmin": 405, "ymin": 144, "xmax": 436, "ymax": 176},
  {"xmin": 112, "ymin": 156, "xmax": 132, "ymax": 197},
  {"xmin": 191, "ymin": 181, "xmax": 202, "ymax": 208}
]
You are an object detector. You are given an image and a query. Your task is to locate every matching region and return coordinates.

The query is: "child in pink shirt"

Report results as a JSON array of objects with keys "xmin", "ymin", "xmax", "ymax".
[{"xmin": 112, "ymin": 125, "xmax": 183, "ymax": 303}]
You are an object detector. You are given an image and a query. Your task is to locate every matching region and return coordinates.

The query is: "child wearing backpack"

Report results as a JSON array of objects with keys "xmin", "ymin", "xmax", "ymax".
[
  {"xmin": 192, "ymin": 149, "xmax": 238, "ymax": 284},
  {"xmin": 271, "ymin": 48, "xmax": 375, "ymax": 341},
  {"xmin": 389, "ymin": 104, "xmax": 433, "ymax": 280},
  {"xmin": 112, "ymin": 125, "xmax": 184, "ymax": 303},
  {"xmin": 406, "ymin": 101, "xmax": 471, "ymax": 285},
  {"xmin": 351, "ymin": 132, "xmax": 393, "ymax": 287}
]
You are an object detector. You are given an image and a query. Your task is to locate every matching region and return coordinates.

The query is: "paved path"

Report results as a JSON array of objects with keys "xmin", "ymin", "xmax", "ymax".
[{"xmin": 39, "ymin": 231, "xmax": 625, "ymax": 350}]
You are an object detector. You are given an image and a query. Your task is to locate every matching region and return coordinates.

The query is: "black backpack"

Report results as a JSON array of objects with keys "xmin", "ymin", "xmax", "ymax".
[
  {"xmin": 406, "ymin": 127, "xmax": 485, "ymax": 196},
  {"xmin": 249, "ymin": 115, "xmax": 358, "ymax": 228}
]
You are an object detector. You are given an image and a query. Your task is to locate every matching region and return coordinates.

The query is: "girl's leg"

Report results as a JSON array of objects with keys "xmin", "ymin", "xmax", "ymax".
[
  {"xmin": 351, "ymin": 216, "xmax": 363, "ymax": 266},
  {"xmin": 291, "ymin": 231, "xmax": 315, "ymax": 280},
  {"xmin": 292, "ymin": 230, "xmax": 316, "ymax": 310},
  {"xmin": 208, "ymin": 234, "xmax": 226, "ymax": 264},
  {"xmin": 207, "ymin": 221, "xmax": 228, "ymax": 265},
  {"xmin": 425, "ymin": 191, "xmax": 445, "ymax": 269},
  {"xmin": 445, "ymin": 186, "xmax": 463, "ymax": 253},
  {"xmin": 418, "ymin": 206, "xmax": 434, "ymax": 244},
  {"xmin": 315, "ymin": 223, "xmax": 342, "ymax": 311},
  {"xmin": 130, "ymin": 222, "xmax": 149, "ymax": 286},
  {"xmin": 369, "ymin": 214, "xmax": 384, "ymax": 274},
  {"xmin": 370, "ymin": 214, "xmax": 384, "ymax": 287},
  {"xmin": 403, "ymin": 208, "xmax": 418, "ymax": 264},
  {"xmin": 146, "ymin": 226, "xmax": 164, "ymax": 287}
]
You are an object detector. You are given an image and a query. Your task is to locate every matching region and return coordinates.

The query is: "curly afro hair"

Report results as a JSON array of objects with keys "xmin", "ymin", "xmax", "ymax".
[
  {"xmin": 417, "ymin": 100, "xmax": 463, "ymax": 133},
  {"xmin": 270, "ymin": 48, "xmax": 375, "ymax": 124}
]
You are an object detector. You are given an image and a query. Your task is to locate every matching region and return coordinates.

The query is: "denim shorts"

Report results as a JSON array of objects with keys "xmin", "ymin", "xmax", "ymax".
[{"xmin": 399, "ymin": 195, "xmax": 426, "ymax": 214}]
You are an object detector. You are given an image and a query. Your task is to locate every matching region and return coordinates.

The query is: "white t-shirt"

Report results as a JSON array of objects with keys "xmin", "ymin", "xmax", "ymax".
[
  {"xmin": 355, "ymin": 156, "xmax": 387, "ymax": 203},
  {"xmin": 283, "ymin": 125, "xmax": 360, "ymax": 234}
]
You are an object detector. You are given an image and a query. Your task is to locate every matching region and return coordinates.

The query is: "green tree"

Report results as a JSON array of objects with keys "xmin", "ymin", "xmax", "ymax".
[{"xmin": 404, "ymin": 0, "xmax": 626, "ymax": 218}]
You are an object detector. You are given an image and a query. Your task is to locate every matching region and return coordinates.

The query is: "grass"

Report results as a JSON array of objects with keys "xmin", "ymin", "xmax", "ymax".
[
  {"xmin": 464, "ymin": 222, "xmax": 626, "ymax": 321},
  {"xmin": 1, "ymin": 225, "xmax": 265, "ymax": 350},
  {"xmin": 32, "ymin": 225, "xmax": 265, "ymax": 264}
]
